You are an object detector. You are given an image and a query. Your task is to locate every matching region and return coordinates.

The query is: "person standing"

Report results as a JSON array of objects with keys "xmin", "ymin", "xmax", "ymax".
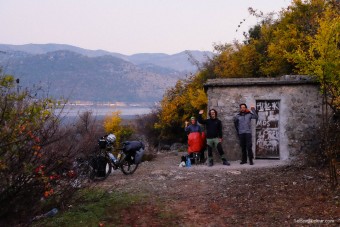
[
  {"xmin": 185, "ymin": 116, "xmax": 201, "ymax": 134},
  {"xmin": 234, "ymin": 103, "xmax": 258, "ymax": 165},
  {"xmin": 185, "ymin": 117, "xmax": 205, "ymax": 163},
  {"xmin": 198, "ymin": 109, "xmax": 230, "ymax": 167}
]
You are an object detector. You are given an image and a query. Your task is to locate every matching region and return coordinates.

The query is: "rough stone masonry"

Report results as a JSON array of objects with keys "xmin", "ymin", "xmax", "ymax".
[{"xmin": 203, "ymin": 75, "xmax": 323, "ymax": 162}]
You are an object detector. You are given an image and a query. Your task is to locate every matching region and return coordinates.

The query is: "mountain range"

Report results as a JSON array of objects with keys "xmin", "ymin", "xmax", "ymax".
[{"xmin": 0, "ymin": 44, "xmax": 213, "ymax": 103}]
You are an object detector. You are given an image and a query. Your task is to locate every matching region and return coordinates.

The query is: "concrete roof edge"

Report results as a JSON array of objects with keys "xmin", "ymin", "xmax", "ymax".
[{"xmin": 204, "ymin": 75, "xmax": 319, "ymax": 88}]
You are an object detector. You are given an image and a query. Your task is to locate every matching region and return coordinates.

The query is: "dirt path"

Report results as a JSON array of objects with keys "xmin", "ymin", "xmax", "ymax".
[{"xmin": 97, "ymin": 152, "xmax": 340, "ymax": 226}]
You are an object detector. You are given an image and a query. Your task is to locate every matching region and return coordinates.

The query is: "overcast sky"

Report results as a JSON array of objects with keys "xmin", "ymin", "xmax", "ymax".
[{"xmin": 0, "ymin": 0, "xmax": 291, "ymax": 55}]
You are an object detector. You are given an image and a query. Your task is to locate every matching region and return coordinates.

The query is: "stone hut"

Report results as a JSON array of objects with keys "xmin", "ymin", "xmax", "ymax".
[{"xmin": 203, "ymin": 75, "xmax": 322, "ymax": 162}]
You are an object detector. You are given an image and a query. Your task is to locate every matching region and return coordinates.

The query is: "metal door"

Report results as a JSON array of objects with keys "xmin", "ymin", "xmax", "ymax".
[{"xmin": 255, "ymin": 100, "xmax": 280, "ymax": 159}]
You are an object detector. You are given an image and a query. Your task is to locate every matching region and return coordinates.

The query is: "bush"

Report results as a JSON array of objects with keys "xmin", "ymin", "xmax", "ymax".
[
  {"xmin": 135, "ymin": 109, "xmax": 161, "ymax": 147},
  {"xmin": 0, "ymin": 74, "xmax": 103, "ymax": 225},
  {"xmin": 103, "ymin": 111, "xmax": 134, "ymax": 147}
]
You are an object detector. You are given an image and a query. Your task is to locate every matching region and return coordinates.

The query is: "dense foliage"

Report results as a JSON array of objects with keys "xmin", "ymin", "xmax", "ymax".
[
  {"xmin": 103, "ymin": 110, "xmax": 134, "ymax": 147},
  {"xmin": 155, "ymin": 78, "xmax": 208, "ymax": 143},
  {"xmin": 0, "ymin": 73, "xmax": 102, "ymax": 225},
  {"xmin": 289, "ymin": 4, "xmax": 339, "ymax": 113},
  {"xmin": 288, "ymin": 2, "xmax": 339, "ymax": 175}
]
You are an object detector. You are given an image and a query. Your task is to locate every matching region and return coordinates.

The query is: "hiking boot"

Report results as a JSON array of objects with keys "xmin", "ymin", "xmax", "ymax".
[
  {"xmin": 249, "ymin": 160, "xmax": 254, "ymax": 165},
  {"xmin": 208, "ymin": 160, "xmax": 213, "ymax": 167},
  {"xmin": 240, "ymin": 161, "xmax": 247, "ymax": 165},
  {"xmin": 222, "ymin": 159, "xmax": 230, "ymax": 166}
]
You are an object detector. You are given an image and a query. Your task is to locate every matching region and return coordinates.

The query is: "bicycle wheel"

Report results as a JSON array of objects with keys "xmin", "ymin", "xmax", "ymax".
[
  {"xmin": 92, "ymin": 155, "xmax": 112, "ymax": 180},
  {"xmin": 120, "ymin": 156, "xmax": 139, "ymax": 175}
]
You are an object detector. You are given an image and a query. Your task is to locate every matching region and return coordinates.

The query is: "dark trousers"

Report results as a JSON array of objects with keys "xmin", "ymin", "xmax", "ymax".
[
  {"xmin": 207, "ymin": 143, "xmax": 225, "ymax": 157},
  {"xmin": 206, "ymin": 138, "xmax": 225, "ymax": 160},
  {"xmin": 239, "ymin": 133, "xmax": 253, "ymax": 162}
]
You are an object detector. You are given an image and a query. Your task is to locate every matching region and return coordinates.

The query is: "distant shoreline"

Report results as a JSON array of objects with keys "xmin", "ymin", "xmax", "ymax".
[
  {"xmin": 58, "ymin": 105, "xmax": 152, "ymax": 118},
  {"xmin": 63, "ymin": 100, "xmax": 155, "ymax": 108}
]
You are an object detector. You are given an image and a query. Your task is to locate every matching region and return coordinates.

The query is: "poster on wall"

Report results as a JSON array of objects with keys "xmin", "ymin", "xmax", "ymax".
[{"xmin": 255, "ymin": 100, "xmax": 280, "ymax": 159}]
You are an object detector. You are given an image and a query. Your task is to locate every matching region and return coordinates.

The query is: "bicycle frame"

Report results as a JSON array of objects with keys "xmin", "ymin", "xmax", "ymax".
[
  {"xmin": 112, "ymin": 148, "xmax": 139, "ymax": 175},
  {"xmin": 89, "ymin": 145, "xmax": 139, "ymax": 180}
]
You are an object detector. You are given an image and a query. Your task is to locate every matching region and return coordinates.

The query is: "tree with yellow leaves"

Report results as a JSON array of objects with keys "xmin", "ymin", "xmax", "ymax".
[
  {"xmin": 288, "ymin": 3, "xmax": 339, "ymax": 182},
  {"xmin": 289, "ymin": 4, "xmax": 339, "ymax": 114},
  {"xmin": 156, "ymin": 76, "xmax": 207, "ymax": 142},
  {"xmin": 103, "ymin": 110, "xmax": 133, "ymax": 147}
]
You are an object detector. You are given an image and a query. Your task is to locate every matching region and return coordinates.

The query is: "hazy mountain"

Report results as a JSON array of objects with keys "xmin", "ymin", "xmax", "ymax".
[
  {"xmin": 0, "ymin": 50, "xmax": 180, "ymax": 102},
  {"xmin": 0, "ymin": 44, "xmax": 213, "ymax": 103},
  {"xmin": 0, "ymin": 43, "xmax": 213, "ymax": 72},
  {"xmin": 0, "ymin": 43, "xmax": 126, "ymax": 59},
  {"xmin": 128, "ymin": 50, "xmax": 212, "ymax": 72}
]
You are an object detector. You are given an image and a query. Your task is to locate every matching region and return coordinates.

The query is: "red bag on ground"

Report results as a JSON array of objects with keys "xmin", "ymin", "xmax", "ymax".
[{"xmin": 188, "ymin": 132, "xmax": 203, "ymax": 153}]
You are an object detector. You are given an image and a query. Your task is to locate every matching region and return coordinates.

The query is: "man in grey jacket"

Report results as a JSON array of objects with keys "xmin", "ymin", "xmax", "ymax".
[{"xmin": 234, "ymin": 103, "xmax": 258, "ymax": 165}]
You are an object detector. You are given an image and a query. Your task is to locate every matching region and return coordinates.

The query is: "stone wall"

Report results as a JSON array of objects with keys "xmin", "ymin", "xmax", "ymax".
[{"xmin": 204, "ymin": 76, "xmax": 323, "ymax": 161}]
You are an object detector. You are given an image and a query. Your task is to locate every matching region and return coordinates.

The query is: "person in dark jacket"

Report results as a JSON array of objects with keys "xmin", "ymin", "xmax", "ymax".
[
  {"xmin": 234, "ymin": 103, "xmax": 258, "ymax": 165},
  {"xmin": 198, "ymin": 109, "xmax": 230, "ymax": 166}
]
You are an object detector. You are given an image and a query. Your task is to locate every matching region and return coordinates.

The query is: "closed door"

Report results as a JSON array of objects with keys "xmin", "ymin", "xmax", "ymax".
[{"xmin": 255, "ymin": 100, "xmax": 280, "ymax": 159}]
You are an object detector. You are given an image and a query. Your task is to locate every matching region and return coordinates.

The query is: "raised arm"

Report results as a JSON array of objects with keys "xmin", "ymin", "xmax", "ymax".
[
  {"xmin": 250, "ymin": 106, "xmax": 258, "ymax": 120},
  {"xmin": 197, "ymin": 110, "xmax": 207, "ymax": 125}
]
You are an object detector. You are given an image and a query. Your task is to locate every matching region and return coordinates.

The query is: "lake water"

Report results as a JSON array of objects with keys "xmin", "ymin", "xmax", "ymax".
[{"xmin": 59, "ymin": 105, "xmax": 152, "ymax": 119}]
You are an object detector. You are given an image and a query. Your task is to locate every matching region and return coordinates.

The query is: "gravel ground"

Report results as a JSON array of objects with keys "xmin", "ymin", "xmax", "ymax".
[{"xmin": 96, "ymin": 152, "xmax": 340, "ymax": 226}]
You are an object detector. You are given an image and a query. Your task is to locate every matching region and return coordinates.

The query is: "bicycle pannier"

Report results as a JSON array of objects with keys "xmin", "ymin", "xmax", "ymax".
[
  {"xmin": 123, "ymin": 141, "xmax": 144, "ymax": 153},
  {"xmin": 134, "ymin": 148, "xmax": 145, "ymax": 164}
]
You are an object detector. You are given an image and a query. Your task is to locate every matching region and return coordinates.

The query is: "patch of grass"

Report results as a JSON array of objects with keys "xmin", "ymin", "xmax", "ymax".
[
  {"xmin": 158, "ymin": 210, "xmax": 178, "ymax": 220},
  {"xmin": 32, "ymin": 188, "xmax": 144, "ymax": 227}
]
